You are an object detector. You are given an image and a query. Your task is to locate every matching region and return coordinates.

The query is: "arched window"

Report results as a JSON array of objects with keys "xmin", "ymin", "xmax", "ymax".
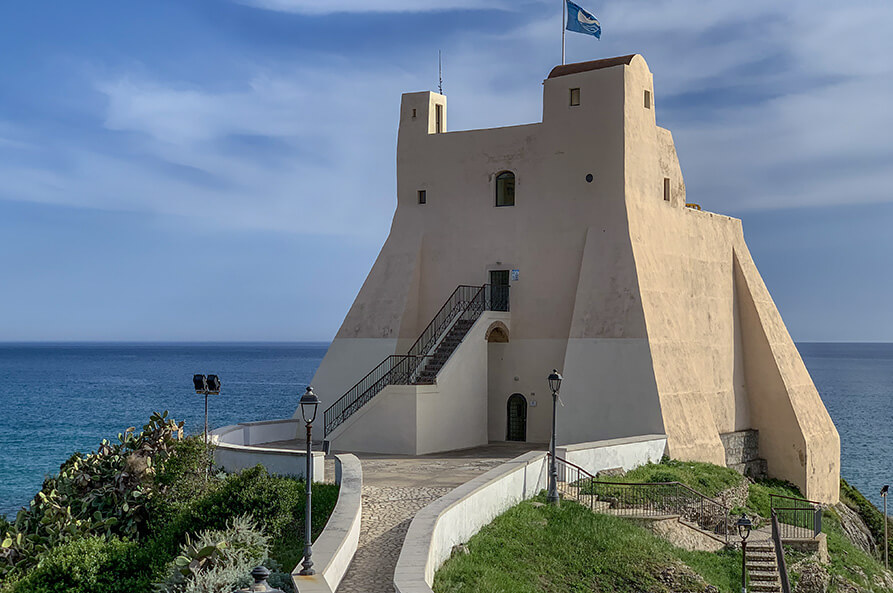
[{"xmin": 495, "ymin": 171, "xmax": 515, "ymax": 207}]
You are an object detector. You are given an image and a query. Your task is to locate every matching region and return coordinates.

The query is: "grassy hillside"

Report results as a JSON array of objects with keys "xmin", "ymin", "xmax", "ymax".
[{"xmin": 435, "ymin": 459, "xmax": 893, "ymax": 593}]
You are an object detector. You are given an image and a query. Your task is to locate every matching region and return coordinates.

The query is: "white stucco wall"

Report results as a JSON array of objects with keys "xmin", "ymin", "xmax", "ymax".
[
  {"xmin": 555, "ymin": 434, "xmax": 667, "ymax": 476},
  {"xmin": 292, "ymin": 454, "xmax": 362, "ymax": 593},
  {"xmin": 393, "ymin": 452, "xmax": 548, "ymax": 593},
  {"xmin": 212, "ymin": 422, "xmax": 325, "ymax": 481}
]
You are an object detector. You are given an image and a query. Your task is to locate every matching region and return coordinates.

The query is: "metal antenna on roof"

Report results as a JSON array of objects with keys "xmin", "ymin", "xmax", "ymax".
[{"xmin": 438, "ymin": 50, "xmax": 443, "ymax": 95}]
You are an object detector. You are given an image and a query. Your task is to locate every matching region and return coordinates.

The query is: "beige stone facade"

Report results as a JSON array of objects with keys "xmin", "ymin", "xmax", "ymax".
[{"xmin": 305, "ymin": 54, "xmax": 840, "ymax": 503}]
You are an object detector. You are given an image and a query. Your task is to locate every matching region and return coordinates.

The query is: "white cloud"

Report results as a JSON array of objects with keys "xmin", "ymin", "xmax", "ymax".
[
  {"xmin": 236, "ymin": 0, "xmax": 509, "ymax": 14},
  {"xmin": 4, "ymin": 0, "xmax": 893, "ymax": 234}
]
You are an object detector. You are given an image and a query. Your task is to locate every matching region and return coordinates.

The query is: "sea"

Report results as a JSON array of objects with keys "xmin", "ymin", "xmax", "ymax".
[{"xmin": 0, "ymin": 342, "xmax": 890, "ymax": 518}]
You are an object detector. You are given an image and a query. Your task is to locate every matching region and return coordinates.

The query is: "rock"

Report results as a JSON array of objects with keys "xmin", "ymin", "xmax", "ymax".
[
  {"xmin": 596, "ymin": 467, "xmax": 625, "ymax": 479},
  {"xmin": 530, "ymin": 501, "xmax": 545, "ymax": 508},
  {"xmin": 717, "ymin": 479, "xmax": 749, "ymax": 510},
  {"xmin": 653, "ymin": 560, "xmax": 709, "ymax": 593},
  {"xmin": 791, "ymin": 558, "xmax": 830, "ymax": 593},
  {"xmin": 833, "ymin": 503, "xmax": 877, "ymax": 555},
  {"xmin": 450, "ymin": 544, "xmax": 469, "ymax": 556}
]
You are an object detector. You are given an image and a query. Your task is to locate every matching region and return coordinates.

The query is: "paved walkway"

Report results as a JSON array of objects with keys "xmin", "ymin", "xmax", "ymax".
[
  {"xmin": 254, "ymin": 441, "xmax": 543, "ymax": 593},
  {"xmin": 337, "ymin": 443, "xmax": 544, "ymax": 593}
]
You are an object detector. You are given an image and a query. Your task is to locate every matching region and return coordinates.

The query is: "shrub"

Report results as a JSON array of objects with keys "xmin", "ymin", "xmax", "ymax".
[
  {"xmin": 158, "ymin": 515, "xmax": 269, "ymax": 593},
  {"xmin": 0, "ymin": 412, "xmax": 185, "ymax": 578},
  {"xmin": 152, "ymin": 466, "xmax": 338, "ymax": 571},
  {"xmin": 3, "ymin": 536, "xmax": 151, "ymax": 593}
]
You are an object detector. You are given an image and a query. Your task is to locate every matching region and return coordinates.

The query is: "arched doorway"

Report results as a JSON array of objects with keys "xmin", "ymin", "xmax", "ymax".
[{"xmin": 506, "ymin": 394, "xmax": 527, "ymax": 441}]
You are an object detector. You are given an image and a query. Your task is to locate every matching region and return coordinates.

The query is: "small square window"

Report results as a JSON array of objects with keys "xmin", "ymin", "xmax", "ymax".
[
  {"xmin": 569, "ymin": 88, "xmax": 581, "ymax": 106},
  {"xmin": 418, "ymin": 190, "xmax": 427, "ymax": 204},
  {"xmin": 663, "ymin": 178, "xmax": 670, "ymax": 202},
  {"xmin": 644, "ymin": 90, "xmax": 652, "ymax": 109}
]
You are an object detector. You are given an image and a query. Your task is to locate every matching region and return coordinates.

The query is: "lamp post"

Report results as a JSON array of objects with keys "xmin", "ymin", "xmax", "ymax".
[
  {"xmin": 736, "ymin": 514, "xmax": 753, "ymax": 593},
  {"xmin": 882, "ymin": 485, "xmax": 889, "ymax": 570},
  {"xmin": 192, "ymin": 374, "xmax": 221, "ymax": 445},
  {"xmin": 298, "ymin": 386, "xmax": 320, "ymax": 576},
  {"xmin": 547, "ymin": 369, "xmax": 562, "ymax": 505}
]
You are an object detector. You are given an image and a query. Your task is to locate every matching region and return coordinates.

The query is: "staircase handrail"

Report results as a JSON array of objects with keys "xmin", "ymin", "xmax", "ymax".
[
  {"xmin": 406, "ymin": 285, "xmax": 484, "ymax": 359},
  {"xmin": 770, "ymin": 493, "xmax": 823, "ymax": 539},
  {"xmin": 323, "ymin": 354, "xmax": 433, "ymax": 435},
  {"xmin": 771, "ymin": 510, "xmax": 793, "ymax": 593},
  {"xmin": 550, "ymin": 454, "xmax": 730, "ymax": 542},
  {"xmin": 323, "ymin": 283, "xmax": 499, "ymax": 436}
]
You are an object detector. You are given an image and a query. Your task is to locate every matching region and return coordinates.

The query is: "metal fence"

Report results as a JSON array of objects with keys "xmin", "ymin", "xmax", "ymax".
[
  {"xmin": 770, "ymin": 494, "xmax": 822, "ymax": 539},
  {"xmin": 323, "ymin": 283, "xmax": 509, "ymax": 436},
  {"xmin": 552, "ymin": 455, "xmax": 730, "ymax": 542}
]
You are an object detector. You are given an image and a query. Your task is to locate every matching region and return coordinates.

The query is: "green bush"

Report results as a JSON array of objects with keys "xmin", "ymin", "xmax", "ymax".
[
  {"xmin": 153, "ymin": 465, "xmax": 339, "ymax": 571},
  {"xmin": 158, "ymin": 515, "xmax": 269, "ymax": 593},
  {"xmin": 1, "ymin": 415, "xmax": 338, "ymax": 592},
  {"xmin": 1, "ymin": 412, "xmax": 186, "ymax": 578},
  {"xmin": 3, "ymin": 536, "xmax": 151, "ymax": 593}
]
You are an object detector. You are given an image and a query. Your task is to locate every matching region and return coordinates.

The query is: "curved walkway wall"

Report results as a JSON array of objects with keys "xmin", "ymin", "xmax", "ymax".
[
  {"xmin": 393, "ymin": 451, "xmax": 548, "ymax": 593},
  {"xmin": 212, "ymin": 420, "xmax": 325, "ymax": 481},
  {"xmin": 292, "ymin": 454, "xmax": 363, "ymax": 593}
]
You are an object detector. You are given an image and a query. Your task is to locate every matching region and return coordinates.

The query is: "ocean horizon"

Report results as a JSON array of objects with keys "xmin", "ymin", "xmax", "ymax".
[{"xmin": 1, "ymin": 341, "xmax": 891, "ymax": 518}]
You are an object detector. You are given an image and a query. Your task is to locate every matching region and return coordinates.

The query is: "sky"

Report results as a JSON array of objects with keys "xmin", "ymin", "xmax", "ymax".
[{"xmin": 0, "ymin": 0, "xmax": 891, "ymax": 342}]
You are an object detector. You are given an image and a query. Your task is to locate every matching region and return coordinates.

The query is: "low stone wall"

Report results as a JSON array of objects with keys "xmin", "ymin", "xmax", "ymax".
[
  {"xmin": 292, "ymin": 454, "xmax": 363, "ymax": 593},
  {"xmin": 555, "ymin": 434, "xmax": 667, "ymax": 477},
  {"xmin": 212, "ymin": 421, "xmax": 325, "ymax": 481},
  {"xmin": 393, "ymin": 452, "xmax": 548, "ymax": 593},
  {"xmin": 719, "ymin": 430, "xmax": 767, "ymax": 479}
]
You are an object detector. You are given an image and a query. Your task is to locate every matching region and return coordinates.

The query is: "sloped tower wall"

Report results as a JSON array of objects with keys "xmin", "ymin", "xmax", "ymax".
[{"xmin": 306, "ymin": 55, "xmax": 840, "ymax": 502}]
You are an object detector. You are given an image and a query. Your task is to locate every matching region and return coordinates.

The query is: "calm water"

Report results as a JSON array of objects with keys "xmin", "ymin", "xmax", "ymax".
[
  {"xmin": 0, "ymin": 343, "xmax": 327, "ymax": 518},
  {"xmin": 0, "ymin": 342, "xmax": 890, "ymax": 517}
]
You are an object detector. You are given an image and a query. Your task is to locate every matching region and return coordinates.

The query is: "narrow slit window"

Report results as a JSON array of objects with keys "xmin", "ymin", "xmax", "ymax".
[
  {"xmin": 663, "ymin": 177, "xmax": 670, "ymax": 202},
  {"xmin": 644, "ymin": 90, "xmax": 652, "ymax": 109},
  {"xmin": 412, "ymin": 108, "xmax": 417, "ymax": 119},
  {"xmin": 496, "ymin": 171, "xmax": 515, "ymax": 207},
  {"xmin": 569, "ymin": 88, "xmax": 581, "ymax": 106},
  {"xmin": 418, "ymin": 190, "xmax": 426, "ymax": 204},
  {"xmin": 435, "ymin": 104, "xmax": 443, "ymax": 133}
]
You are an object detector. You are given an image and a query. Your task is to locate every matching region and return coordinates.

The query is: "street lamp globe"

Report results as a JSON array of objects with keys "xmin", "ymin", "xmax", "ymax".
[
  {"xmin": 736, "ymin": 514, "xmax": 752, "ymax": 541},
  {"xmin": 300, "ymin": 386, "xmax": 320, "ymax": 424},
  {"xmin": 548, "ymin": 369, "xmax": 563, "ymax": 394}
]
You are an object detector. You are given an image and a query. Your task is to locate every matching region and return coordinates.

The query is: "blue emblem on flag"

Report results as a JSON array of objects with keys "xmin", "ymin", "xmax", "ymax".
[{"xmin": 566, "ymin": 0, "xmax": 601, "ymax": 38}]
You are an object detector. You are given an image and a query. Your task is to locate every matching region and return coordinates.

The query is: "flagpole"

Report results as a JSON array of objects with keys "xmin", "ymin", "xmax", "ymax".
[{"xmin": 561, "ymin": 0, "xmax": 566, "ymax": 65}]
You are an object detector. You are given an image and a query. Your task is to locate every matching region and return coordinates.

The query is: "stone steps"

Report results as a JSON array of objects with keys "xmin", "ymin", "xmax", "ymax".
[{"xmin": 412, "ymin": 319, "xmax": 477, "ymax": 385}]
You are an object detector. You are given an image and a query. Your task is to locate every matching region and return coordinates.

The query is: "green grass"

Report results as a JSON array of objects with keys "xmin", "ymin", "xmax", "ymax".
[
  {"xmin": 821, "ymin": 506, "xmax": 890, "ymax": 592},
  {"xmin": 743, "ymin": 479, "xmax": 804, "ymax": 518},
  {"xmin": 433, "ymin": 496, "xmax": 742, "ymax": 593},
  {"xmin": 608, "ymin": 459, "xmax": 746, "ymax": 498}
]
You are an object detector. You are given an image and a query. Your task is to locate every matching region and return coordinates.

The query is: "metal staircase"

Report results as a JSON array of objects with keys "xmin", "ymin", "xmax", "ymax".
[{"xmin": 323, "ymin": 284, "xmax": 509, "ymax": 436}]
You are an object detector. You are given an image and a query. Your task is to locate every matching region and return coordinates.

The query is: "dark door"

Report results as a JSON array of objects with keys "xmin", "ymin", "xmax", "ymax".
[
  {"xmin": 489, "ymin": 270, "xmax": 510, "ymax": 312},
  {"xmin": 506, "ymin": 394, "xmax": 527, "ymax": 441}
]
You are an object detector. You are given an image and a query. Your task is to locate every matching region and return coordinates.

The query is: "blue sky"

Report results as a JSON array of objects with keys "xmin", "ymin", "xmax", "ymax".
[{"xmin": 1, "ymin": 0, "xmax": 891, "ymax": 341}]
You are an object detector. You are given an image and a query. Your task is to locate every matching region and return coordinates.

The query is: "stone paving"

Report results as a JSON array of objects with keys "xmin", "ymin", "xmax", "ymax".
[
  {"xmin": 330, "ymin": 443, "xmax": 545, "ymax": 593},
  {"xmin": 336, "ymin": 485, "xmax": 453, "ymax": 593},
  {"xmin": 253, "ymin": 441, "xmax": 543, "ymax": 591}
]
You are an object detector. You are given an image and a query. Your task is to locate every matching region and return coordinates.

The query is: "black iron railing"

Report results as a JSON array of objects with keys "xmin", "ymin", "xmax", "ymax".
[
  {"xmin": 552, "ymin": 455, "xmax": 730, "ymax": 543},
  {"xmin": 323, "ymin": 283, "xmax": 507, "ymax": 436},
  {"xmin": 405, "ymin": 285, "xmax": 487, "ymax": 360},
  {"xmin": 770, "ymin": 494, "xmax": 822, "ymax": 540},
  {"xmin": 771, "ymin": 510, "xmax": 793, "ymax": 593}
]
